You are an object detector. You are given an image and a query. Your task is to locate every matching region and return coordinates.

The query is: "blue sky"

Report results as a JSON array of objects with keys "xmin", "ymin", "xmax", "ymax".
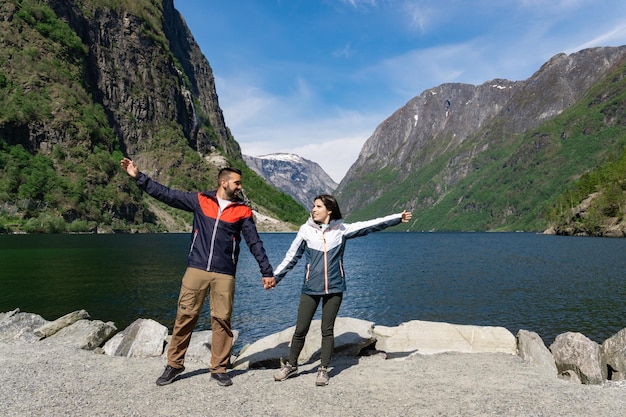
[{"xmin": 174, "ymin": 0, "xmax": 626, "ymax": 182}]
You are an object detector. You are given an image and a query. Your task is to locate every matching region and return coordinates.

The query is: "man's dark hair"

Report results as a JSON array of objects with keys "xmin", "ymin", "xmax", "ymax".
[
  {"xmin": 218, "ymin": 167, "xmax": 242, "ymax": 184},
  {"xmin": 314, "ymin": 194, "xmax": 342, "ymax": 220}
]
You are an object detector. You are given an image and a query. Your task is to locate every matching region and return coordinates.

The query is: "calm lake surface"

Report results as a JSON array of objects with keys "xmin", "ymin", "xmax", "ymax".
[{"xmin": 1, "ymin": 232, "xmax": 625, "ymax": 352}]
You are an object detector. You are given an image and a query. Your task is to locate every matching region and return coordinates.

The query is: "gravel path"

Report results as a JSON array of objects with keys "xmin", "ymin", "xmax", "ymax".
[{"xmin": 1, "ymin": 340, "xmax": 625, "ymax": 417}]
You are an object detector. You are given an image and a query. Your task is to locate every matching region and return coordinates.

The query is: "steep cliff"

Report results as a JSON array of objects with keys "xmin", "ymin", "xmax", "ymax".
[
  {"xmin": 336, "ymin": 46, "xmax": 626, "ymax": 231},
  {"xmin": 0, "ymin": 0, "xmax": 307, "ymax": 233},
  {"xmin": 47, "ymin": 0, "xmax": 239, "ymax": 165}
]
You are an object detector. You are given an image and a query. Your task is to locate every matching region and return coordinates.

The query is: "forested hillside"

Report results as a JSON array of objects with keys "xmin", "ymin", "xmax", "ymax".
[
  {"xmin": 0, "ymin": 0, "xmax": 307, "ymax": 233},
  {"xmin": 336, "ymin": 47, "xmax": 626, "ymax": 235}
]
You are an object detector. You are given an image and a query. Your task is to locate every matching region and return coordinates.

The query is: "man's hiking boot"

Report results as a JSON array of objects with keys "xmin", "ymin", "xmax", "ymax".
[
  {"xmin": 210, "ymin": 372, "xmax": 233, "ymax": 387},
  {"xmin": 315, "ymin": 366, "xmax": 329, "ymax": 386},
  {"xmin": 273, "ymin": 362, "xmax": 298, "ymax": 381},
  {"xmin": 156, "ymin": 365, "xmax": 185, "ymax": 386}
]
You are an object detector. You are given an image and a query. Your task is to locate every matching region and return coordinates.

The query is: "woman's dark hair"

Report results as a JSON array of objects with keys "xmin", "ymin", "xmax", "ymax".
[{"xmin": 314, "ymin": 194, "xmax": 342, "ymax": 220}]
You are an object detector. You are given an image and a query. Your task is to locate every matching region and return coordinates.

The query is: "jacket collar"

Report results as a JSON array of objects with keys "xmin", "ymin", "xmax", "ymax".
[{"xmin": 306, "ymin": 217, "xmax": 343, "ymax": 230}]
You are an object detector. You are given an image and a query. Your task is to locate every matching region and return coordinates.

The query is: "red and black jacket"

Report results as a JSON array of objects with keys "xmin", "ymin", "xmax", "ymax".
[{"xmin": 135, "ymin": 173, "xmax": 273, "ymax": 278}]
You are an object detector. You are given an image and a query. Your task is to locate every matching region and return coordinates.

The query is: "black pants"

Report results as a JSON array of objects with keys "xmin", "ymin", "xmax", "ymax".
[{"xmin": 288, "ymin": 293, "xmax": 343, "ymax": 368}]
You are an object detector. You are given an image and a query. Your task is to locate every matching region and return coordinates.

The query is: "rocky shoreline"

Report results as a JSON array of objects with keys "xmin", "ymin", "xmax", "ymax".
[{"xmin": 2, "ymin": 308, "xmax": 626, "ymax": 416}]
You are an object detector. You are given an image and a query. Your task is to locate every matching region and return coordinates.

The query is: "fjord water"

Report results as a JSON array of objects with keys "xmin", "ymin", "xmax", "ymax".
[{"xmin": 1, "ymin": 232, "xmax": 625, "ymax": 351}]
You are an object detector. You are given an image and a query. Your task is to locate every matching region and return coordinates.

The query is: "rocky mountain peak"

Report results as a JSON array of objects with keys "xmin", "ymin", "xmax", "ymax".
[
  {"xmin": 244, "ymin": 153, "xmax": 338, "ymax": 209},
  {"xmin": 335, "ymin": 45, "xmax": 626, "ymax": 229}
]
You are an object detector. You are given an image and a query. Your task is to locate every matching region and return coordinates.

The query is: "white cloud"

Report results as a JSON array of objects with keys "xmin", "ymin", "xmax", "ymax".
[
  {"xmin": 567, "ymin": 23, "xmax": 626, "ymax": 53},
  {"xmin": 200, "ymin": 0, "xmax": 626, "ymax": 185},
  {"xmin": 341, "ymin": 0, "xmax": 378, "ymax": 9},
  {"xmin": 216, "ymin": 72, "xmax": 380, "ymax": 182},
  {"xmin": 401, "ymin": 2, "xmax": 436, "ymax": 33},
  {"xmin": 333, "ymin": 42, "xmax": 355, "ymax": 59}
]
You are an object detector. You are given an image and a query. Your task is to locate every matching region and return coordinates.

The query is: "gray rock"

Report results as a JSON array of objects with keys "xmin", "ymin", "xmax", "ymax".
[
  {"xmin": 233, "ymin": 317, "xmax": 375, "ymax": 369},
  {"xmin": 0, "ymin": 311, "xmax": 48, "ymax": 343},
  {"xmin": 602, "ymin": 327, "xmax": 626, "ymax": 381},
  {"xmin": 33, "ymin": 310, "xmax": 90, "ymax": 339},
  {"xmin": 549, "ymin": 332, "xmax": 606, "ymax": 384},
  {"xmin": 0, "ymin": 308, "xmax": 20, "ymax": 323},
  {"xmin": 103, "ymin": 318, "xmax": 167, "ymax": 358},
  {"xmin": 48, "ymin": 319, "xmax": 117, "ymax": 350},
  {"xmin": 516, "ymin": 329, "xmax": 558, "ymax": 376},
  {"xmin": 374, "ymin": 320, "xmax": 518, "ymax": 357}
]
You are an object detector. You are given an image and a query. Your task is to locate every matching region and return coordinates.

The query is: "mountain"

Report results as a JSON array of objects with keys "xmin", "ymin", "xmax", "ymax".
[
  {"xmin": 336, "ymin": 46, "xmax": 626, "ymax": 232},
  {"xmin": 0, "ymin": 0, "xmax": 307, "ymax": 233},
  {"xmin": 243, "ymin": 153, "xmax": 338, "ymax": 209},
  {"xmin": 3, "ymin": 1, "xmax": 624, "ymax": 235}
]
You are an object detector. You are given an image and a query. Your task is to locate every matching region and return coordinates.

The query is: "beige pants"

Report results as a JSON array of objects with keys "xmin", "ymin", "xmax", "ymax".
[{"xmin": 167, "ymin": 267, "xmax": 235, "ymax": 373}]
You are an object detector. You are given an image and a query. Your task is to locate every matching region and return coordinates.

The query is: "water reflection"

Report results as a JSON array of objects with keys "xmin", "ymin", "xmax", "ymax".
[{"xmin": 1, "ymin": 232, "xmax": 625, "ymax": 352}]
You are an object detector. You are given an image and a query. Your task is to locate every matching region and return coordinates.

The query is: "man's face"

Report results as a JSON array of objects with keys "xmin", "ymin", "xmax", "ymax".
[{"xmin": 221, "ymin": 173, "xmax": 242, "ymax": 199}]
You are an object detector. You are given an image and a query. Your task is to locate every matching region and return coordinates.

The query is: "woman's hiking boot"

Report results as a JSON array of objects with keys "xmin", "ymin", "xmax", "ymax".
[
  {"xmin": 315, "ymin": 366, "xmax": 329, "ymax": 386},
  {"xmin": 273, "ymin": 361, "xmax": 297, "ymax": 381}
]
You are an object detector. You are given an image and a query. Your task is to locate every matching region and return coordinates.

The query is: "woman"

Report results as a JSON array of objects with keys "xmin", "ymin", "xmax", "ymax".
[{"xmin": 272, "ymin": 194, "xmax": 412, "ymax": 386}]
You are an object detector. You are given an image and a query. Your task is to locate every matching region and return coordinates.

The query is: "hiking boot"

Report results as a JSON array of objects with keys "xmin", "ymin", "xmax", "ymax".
[
  {"xmin": 273, "ymin": 361, "xmax": 298, "ymax": 381},
  {"xmin": 156, "ymin": 365, "xmax": 185, "ymax": 386},
  {"xmin": 315, "ymin": 366, "xmax": 329, "ymax": 386},
  {"xmin": 210, "ymin": 372, "xmax": 233, "ymax": 387}
]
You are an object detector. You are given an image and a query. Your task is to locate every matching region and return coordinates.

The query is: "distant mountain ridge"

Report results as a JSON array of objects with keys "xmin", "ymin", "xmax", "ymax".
[
  {"xmin": 2, "ymin": 1, "xmax": 624, "ymax": 235},
  {"xmin": 336, "ymin": 46, "xmax": 626, "ymax": 232},
  {"xmin": 244, "ymin": 153, "xmax": 338, "ymax": 209}
]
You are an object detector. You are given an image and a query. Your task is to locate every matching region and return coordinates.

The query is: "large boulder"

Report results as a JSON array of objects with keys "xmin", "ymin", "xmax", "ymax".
[
  {"xmin": 0, "ymin": 310, "xmax": 48, "ymax": 343},
  {"xmin": 516, "ymin": 329, "xmax": 558, "ymax": 376},
  {"xmin": 33, "ymin": 310, "xmax": 90, "ymax": 339},
  {"xmin": 373, "ymin": 320, "xmax": 517, "ymax": 357},
  {"xmin": 601, "ymin": 327, "xmax": 626, "ymax": 381},
  {"xmin": 47, "ymin": 319, "xmax": 117, "ymax": 350},
  {"xmin": 232, "ymin": 317, "xmax": 375, "ymax": 369},
  {"xmin": 549, "ymin": 332, "xmax": 606, "ymax": 384},
  {"xmin": 103, "ymin": 318, "xmax": 168, "ymax": 358}
]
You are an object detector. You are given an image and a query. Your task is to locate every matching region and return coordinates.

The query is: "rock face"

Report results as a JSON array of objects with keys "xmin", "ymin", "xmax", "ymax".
[
  {"xmin": 544, "ymin": 191, "xmax": 626, "ymax": 237},
  {"xmin": 0, "ymin": 0, "xmax": 239, "ymax": 193},
  {"xmin": 40, "ymin": 0, "xmax": 239, "ymax": 160},
  {"xmin": 244, "ymin": 153, "xmax": 338, "ymax": 208},
  {"xmin": 334, "ymin": 45, "xmax": 626, "ymax": 231}
]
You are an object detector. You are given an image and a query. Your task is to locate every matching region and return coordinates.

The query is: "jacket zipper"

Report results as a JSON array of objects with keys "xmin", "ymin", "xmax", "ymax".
[
  {"xmin": 207, "ymin": 206, "xmax": 223, "ymax": 271},
  {"xmin": 231, "ymin": 237, "xmax": 236, "ymax": 264},
  {"xmin": 323, "ymin": 231, "xmax": 329, "ymax": 294},
  {"xmin": 190, "ymin": 229, "xmax": 198, "ymax": 255}
]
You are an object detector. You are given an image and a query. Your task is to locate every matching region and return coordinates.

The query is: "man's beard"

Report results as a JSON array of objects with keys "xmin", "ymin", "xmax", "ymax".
[{"xmin": 225, "ymin": 187, "xmax": 239, "ymax": 199}]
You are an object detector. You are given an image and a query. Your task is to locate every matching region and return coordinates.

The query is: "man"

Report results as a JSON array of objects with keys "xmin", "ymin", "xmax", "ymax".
[{"xmin": 120, "ymin": 158, "xmax": 276, "ymax": 387}]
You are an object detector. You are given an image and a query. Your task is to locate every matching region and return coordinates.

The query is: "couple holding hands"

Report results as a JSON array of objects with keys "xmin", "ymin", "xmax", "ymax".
[{"xmin": 120, "ymin": 158, "xmax": 411, "ymax": 387}]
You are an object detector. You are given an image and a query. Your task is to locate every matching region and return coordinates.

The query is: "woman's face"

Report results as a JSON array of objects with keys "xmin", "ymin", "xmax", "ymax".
[{"xmin": 312, "ymin": 198, "xmax": 331, "ymax": 224}]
